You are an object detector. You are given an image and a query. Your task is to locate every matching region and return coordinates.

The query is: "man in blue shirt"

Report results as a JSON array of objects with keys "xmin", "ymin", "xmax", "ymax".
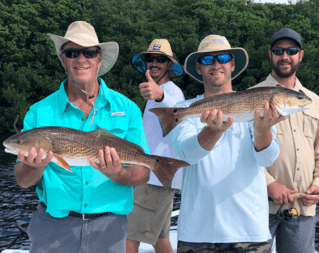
[
  {"xmin": 169, "ymin": 35, "xmax": 286, "ymax": 253},
  {"xmin": 13, "ymin": 21, "xmax": 150, "ymax": 253}
]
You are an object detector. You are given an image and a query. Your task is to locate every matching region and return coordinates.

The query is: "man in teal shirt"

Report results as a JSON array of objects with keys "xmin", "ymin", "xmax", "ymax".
[{"xmin": 14, "ymin": 21, "xmax": 150, "ymax": 253}]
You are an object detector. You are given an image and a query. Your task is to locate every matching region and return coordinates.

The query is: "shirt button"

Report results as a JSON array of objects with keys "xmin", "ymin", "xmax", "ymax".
[
  {"xmin": 81, "ymin": 118, "xmax": 84, "ymax": 121},
  {"xmin": 294, "ymin": 130, "xmax": 296, "ymax": 132},
  {"xmin": 297, "ymin": 168, "xmax": 300, "ymax": 171},
  {"xmin": 297, "ymin": 148, "xmax": 299, "ymax": 151},
  {"xmin": 85, "ymin": 181, "xmax": 88, "ymax": 185},
  {"xmin": 84, "ymin": 204, "xmax": 87, "ymax": 207}
]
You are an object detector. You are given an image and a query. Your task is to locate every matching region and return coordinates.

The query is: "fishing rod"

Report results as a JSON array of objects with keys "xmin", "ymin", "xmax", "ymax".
[
  {"xmin": 268, "ymin": 192, "xmax": 317, "ymax": 221},
  {"xmin": 4, "ymin": 223, "xmax": 28, "ymax": 249}
]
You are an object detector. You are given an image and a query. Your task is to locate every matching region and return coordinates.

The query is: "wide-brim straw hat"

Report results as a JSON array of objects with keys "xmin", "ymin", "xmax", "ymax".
[
  {"xmin": 47, "ymin": 21, "xmax": 119, "ymax": 76},
  {"xmin": 132, "ymin": 39, "xmax": 183, "ymax": 78},
  {"xmin": 184, "ymin": 35, "xmax": 248, "ymax": 83}
]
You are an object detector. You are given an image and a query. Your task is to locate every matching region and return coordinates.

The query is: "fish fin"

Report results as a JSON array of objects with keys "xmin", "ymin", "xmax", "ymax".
[
  {"xmin": 149, "ymin": 108, "xmax": 181, "ymax": 137},
  {"xmin": 91, "ymin": 128, "xmax": 145, "ymax": 153},
  {"xmin": 53, "ymin": 154, "xmax": 73, "ymax": 173},
  {"xmin": 151, "ymin": 155, "xmax": 190, "ymax": 190},
  {"xmin": 91, "ymin": 128, "xmax": 118, "ymax": 137}
]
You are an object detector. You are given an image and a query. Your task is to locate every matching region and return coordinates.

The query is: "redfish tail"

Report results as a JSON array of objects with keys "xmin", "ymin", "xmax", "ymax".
[
  {"xmin": 151, "ymin": 155, "xmax": 189, "ymax": 191},
  {"xmin": 149, "ymin": 108, "xmax": 182, "ymax": 137}
]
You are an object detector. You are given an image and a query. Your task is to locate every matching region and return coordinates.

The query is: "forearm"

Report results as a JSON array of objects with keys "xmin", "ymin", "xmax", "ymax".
[
  {"xmin": 254, "ymin": 128, "xmax": 273, "ymax": 151},
  {"xmin": 14, "ymin": 162, "xmax": 45, "ymax": 188},
  {"xmin": 198, "ymin": 126, "xmax": 224, "ymax": 151},
  {"xmin": 113, "ymin": 165, "xmax": 150, "ymax": 187}
]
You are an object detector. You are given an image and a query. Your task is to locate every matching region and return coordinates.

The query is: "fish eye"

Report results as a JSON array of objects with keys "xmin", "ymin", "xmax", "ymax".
[
  {"xmin": 17, "ymin": 139, "xmax": 23, "ymax": 144},
  {"xmin": 297, "ymin": 95, "xmax": 304, "ymax": 100}
]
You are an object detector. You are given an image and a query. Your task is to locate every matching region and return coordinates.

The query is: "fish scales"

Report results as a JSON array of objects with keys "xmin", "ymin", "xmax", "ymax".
[
  {"xmin": 47, "ymin": 128, "xmax": 154, "ymax": 167},
  {"xmin": 149, "ymin": 87, "xmax": 312, "ymax": 137},
  {"xmin": 3, "ymin": 127, "xmax": 190, "ymax": 190}
]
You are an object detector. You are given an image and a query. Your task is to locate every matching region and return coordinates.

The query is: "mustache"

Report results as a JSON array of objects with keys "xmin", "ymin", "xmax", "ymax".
[
  {"xmin": 148, "ymin": 66, "xmax": 161, "ymax": 70},
  {"xmin": 278, "ymin": 60, "xmax": 291, "ymax": 64}
]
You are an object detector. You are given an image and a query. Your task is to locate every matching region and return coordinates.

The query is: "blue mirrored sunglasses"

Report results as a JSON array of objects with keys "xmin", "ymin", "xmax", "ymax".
[{"xmin": 198, "ymin": 54, "xmax": 232, "ymax": 65}]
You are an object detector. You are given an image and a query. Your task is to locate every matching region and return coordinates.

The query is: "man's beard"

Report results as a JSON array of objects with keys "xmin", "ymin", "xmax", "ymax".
[{"xmin": 270, "ymin": 58, "xmax": 300, "ymax": 78}]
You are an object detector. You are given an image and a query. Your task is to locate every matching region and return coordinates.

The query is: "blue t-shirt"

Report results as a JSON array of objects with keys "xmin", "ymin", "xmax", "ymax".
[{"xmin": 22, "ymin": 78, "xmax": 149, "ymax": 218}]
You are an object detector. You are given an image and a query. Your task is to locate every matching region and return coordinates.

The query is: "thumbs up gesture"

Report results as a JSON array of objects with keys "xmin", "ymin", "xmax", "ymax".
[{"xmin": 139, "ymin": 70, "xmax": 164, "ymax": 101}]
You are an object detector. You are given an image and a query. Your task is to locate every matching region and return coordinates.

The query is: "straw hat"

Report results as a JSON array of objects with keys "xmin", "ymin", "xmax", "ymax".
[
  {"xmin": 47, "ymin": 21, "xmax": 119, "ymax": 76},
  {"xmin": 132, "ymin": 39, "xmax": 183, "ymax": 78},
  {"xmin": 184, "ymin": 35, "xmax": 248, "ymax": 83}
]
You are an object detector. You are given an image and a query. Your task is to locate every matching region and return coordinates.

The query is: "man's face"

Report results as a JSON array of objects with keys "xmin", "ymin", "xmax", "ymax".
[
  {"xmin": 195, "ymin": 51, "xmax": 235, "ymax": 87},
  {"xmin": 145, "ymin": 53, "xmax": 171, "ymax": 82},
  {"xmin": 269, "ymin": 39, "xmax": 304, "ymax": 78},
  {"xmin": 60, "ymin": 42, "xmax": 102, "ymax": 85}
]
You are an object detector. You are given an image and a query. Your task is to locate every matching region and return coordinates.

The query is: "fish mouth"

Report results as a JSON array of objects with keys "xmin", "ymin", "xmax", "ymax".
[{"xmin": 4, "ymin": 148, "xmax": 17, "ymax": 155}]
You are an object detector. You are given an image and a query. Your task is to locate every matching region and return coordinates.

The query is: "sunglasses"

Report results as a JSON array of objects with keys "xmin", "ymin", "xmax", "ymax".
[
  {"xmin": 62, "ymin": 48, "xmax": 101, "ymax": 59},
  {"xmin": 145, "ymin": 54, "xmax": 169, "ymax": 63},
  {"xmin": 271, "ymin": 47, "xmax": 301, "ymax": 56},
  {"xmin": 198, "ymin": 54, "xmax": 232, "ymax": 65}
]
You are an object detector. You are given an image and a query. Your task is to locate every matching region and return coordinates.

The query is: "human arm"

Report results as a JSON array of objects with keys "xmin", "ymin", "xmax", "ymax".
[
  {"xmin": 253, "ymin": 102, "xmax": 286, "ymax": 151},
  {"xmin": 14, "ymin": 109, "xmax": 53, "ymax": 188},
  {"xmin": 14, "ymin": 147, "xmax": 53, "ymax": 188},
  {"xmin": 89, "ymin": 101, "xmax": 150, "ymax": 186},
  {"xmin": 139, "ymin": 70, "xmax": 164, "ymax": 101},
  {"xmin": 198, "ymin": 109, "xmax": 233, "ymax": 151},
  {"xmin": 169, "ymin": 101, "xmax": 232, "ymax": 164},
  {"xmin": 89, "ymin": 146, "xmax": 149, "ymax": 186},
  {"xmin": 267, "ymin": 181, "xmax": 297, "ymax": 205}
]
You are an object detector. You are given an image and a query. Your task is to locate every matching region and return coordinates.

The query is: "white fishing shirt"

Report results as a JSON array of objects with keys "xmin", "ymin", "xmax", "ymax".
[
  {"xmin": 169, "ymin": 94, "xmax": 280, "ymax": 243},
  {"xmin": 143, "ymin": 81, "xmax": 185, "ymax": 189}
]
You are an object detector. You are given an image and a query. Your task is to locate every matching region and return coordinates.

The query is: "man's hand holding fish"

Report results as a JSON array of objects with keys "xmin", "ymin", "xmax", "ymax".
[
  {"xmin": 15, "ymin": 147, "xmax": 54, "ymax": 189},
  {"xmin": 198, "ymin": 109, "xmax": 233, "ymax": 151},
  {"xmin": 253, "ymin": 101, "xmax": 287, "ymax": 152}
]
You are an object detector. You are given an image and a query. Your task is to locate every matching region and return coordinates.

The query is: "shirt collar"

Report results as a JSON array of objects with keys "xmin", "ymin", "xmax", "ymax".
[
  {"xmin": 265, "ymin": 74, "xmax": 305, "ymax": 93},
  {"xmin": 56, "ymin": 77, "xmax": 110, "ymax": 116}
]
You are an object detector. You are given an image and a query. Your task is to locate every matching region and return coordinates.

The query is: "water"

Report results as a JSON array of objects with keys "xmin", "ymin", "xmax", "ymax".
[{"xmin": 0, "ymin": 152, "xmax": 318, "ymax": 251}]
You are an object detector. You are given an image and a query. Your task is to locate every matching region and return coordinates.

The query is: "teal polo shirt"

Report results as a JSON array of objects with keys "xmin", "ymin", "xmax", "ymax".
[{"xmin": 22, "ymin": 78, "xmax": 150, "ymax": 218}]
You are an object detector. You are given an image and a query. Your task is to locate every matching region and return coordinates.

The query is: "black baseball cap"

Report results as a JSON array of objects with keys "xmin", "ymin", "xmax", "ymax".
[{"xmin": 271, "ymin": 28, "xmax": 302, "ymax": 49}]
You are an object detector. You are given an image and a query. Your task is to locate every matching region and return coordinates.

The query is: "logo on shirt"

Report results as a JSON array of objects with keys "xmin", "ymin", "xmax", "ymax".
[{"xmin": 111, "ymin": 112, "xmax": 125, "ymax": 116}]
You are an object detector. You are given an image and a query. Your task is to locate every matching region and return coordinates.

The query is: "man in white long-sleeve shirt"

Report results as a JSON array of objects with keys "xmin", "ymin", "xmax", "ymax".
[
  {"xmin": 126, "ymin": 39, "xmax": 185, "ymax": 253},
  {"xmin": 169, "ymin": 35, "xmax": 286, "ymax": 253}
]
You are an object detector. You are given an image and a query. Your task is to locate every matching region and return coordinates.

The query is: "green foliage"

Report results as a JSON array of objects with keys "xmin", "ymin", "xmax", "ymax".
[{"xmin": 0, "ymin": 0, "xmax": 319, "ymax": 142}]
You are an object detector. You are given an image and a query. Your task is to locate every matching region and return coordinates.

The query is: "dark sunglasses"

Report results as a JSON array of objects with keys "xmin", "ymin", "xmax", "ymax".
[
  {"xmin": 272, "ymin": 47, "xmax": 301, "ymax": 56},
  {"xmin": 197, "ymin": 54, "xmax": 232, "ymax": 65},
  {"xmin": 145, "ymin": 54, "xmax": 169, "ymax": 63},
  {"xmin": 62, "ymin": 48, "xmax": 101, "ymax": 59}
]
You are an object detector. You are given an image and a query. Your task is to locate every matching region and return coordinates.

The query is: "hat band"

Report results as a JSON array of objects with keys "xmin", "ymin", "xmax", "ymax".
[{"xmin": 65, "ymin": 33, "xmax": 99, "ymax": 45}]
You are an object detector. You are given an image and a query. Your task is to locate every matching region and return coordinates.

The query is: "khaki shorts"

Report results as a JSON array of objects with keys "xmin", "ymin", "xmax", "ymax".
[{"xmin": 127, "ymin": 184, "xmax": 175, "ymax": 245}]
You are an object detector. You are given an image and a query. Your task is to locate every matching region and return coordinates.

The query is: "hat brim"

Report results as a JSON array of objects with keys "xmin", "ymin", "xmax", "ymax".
[
  {"xmin": 47, "ymin": 33, "xmax": 119, "ymax": 76},
  {"xmin": 184, "ymin": 48, "xmax": 249, "ymax": 83},
  {"xmin": 131, "ymin": 52, "xmax": 183, "ymax": 78}
]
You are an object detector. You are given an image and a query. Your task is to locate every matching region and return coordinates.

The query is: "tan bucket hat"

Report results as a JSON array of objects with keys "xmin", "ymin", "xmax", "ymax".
[
  {"xmin": 132, "ymin": 39, "xmax": 183, "ymax": 77},
  {"xmin": 184, "ymin": 35, "xmax": 248, "ymax": 83},
  {"xmin": 47, "ymin": 21, "xmax": 119, "ymax": 76}
]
